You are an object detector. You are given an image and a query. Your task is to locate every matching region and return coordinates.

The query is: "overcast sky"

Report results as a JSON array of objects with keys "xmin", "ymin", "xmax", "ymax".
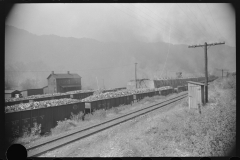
[{"xmin": 6, "ymin": 3, "xmax": 235, "ymax": 47}]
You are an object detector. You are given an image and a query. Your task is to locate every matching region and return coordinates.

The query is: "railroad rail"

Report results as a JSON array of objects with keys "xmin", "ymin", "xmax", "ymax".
[{"xmin": 27, "ymin": 91, "xmax": 188, "ymax": 157}]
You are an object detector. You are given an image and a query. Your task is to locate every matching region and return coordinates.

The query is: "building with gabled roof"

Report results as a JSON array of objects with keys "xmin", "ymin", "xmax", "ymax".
[{"xmin": 47, "ymin": 71, "xmax": 81, "ymax": 93}]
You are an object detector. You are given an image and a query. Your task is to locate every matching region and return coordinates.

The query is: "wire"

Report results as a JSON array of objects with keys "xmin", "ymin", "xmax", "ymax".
[
  {"xmin": 5, "ymin": 64, "xmax": 134, "ymax": 73},
  {"xmin": 205, "ymin": 4, "xmax": 226, "ymax": 41},
  {"xmin": 185, "ymin": 4, "xmax": 208, "ymax": 33},
  {"xmin": 161, "ymin": 27, "xmax": 171, "ymax": 77},
  {"xmin": 112, "ymin": 4, "xmax": 186, "ymax": 40},
  {"xmin": 177, "ymin": 4, "xmax": 209, "ymax": 40},
  {"xmin": 109, "ymin": 4, "xmax": 163, "ymax": 35},
  {"xmin": 128, "ymin": 4, "xmax": 188, "ymax": 39},
  {"xmin": 160, "ymin": 4, "xmax": 173, "ymax": 78},
  {"xmin": 196, "ymin": 4, "xmax": 218, "ymax": 40}
]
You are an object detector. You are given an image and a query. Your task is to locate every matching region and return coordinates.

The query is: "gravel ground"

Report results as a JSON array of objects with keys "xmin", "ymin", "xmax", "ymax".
[{"xmin": 39, "ymin": 97, "xmax": 187, "ymax": 157}]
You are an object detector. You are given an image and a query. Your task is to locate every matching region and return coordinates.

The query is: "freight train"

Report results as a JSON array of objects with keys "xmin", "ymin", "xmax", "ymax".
[{"xmin": 5, "ymin": 76, "xmax": 217, "ymax": 138}]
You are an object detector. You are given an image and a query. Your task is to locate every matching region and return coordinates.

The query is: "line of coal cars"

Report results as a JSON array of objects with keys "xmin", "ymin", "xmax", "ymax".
[{"xmin": 5, "ymin": 76, "xmax": 216, "ymax": 138}]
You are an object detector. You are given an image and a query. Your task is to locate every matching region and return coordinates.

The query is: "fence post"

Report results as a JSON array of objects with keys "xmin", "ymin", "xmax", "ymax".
[{"xmin": 198, "ymin": 103, "xmax": 201, "ymax": 114}]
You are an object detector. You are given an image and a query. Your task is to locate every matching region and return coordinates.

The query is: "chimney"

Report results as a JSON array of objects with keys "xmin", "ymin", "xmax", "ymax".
[
  {"xmin": 68, "ymin": 71, "xmax": 70, "ymax": 74},
  {"xmin": 52, "ymin": 71, "xmax": 54, "ymax": 75}
]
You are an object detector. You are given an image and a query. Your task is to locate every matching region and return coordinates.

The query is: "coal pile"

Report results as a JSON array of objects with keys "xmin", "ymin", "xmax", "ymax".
[
  {"xmin": 5, "ymin": 98, "xmax": 81, "ymax": 113},
  {"xmin": 81, "ymin": 88, "xmax": 160, "ymax": 102}
]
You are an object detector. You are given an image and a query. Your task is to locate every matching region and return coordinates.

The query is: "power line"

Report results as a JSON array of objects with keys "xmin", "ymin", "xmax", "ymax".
[
  {"xmin": 196, "ymin": 4, "xmax": 218, "ymax": 40},
  {"xmin": 205, "ymin": 4, "xmax": 226, "ymax": 41},
  {"xmin": 188, "ymin": 41, "xmax": 225, "ymax": 104},
  {"xmin": 177, "ymin": 4, "xmax": 209, "ymax": 39},
  {"xmin": 129, "ymin": 4, "xmax": 188, "ymax": 39},
  {"xmin": 124, "ymin": 4, "xmax": 178, "ymax": 78},
  {"xmin": 110, "ymin": 4, "xmax": 162, "ymax": 33},
  {"xmin": 161, "ymin": 25, "xmax": 172, "ymax": 77},
  {"xmin": 184, "ymin": 4, "xmax": 215, "ymax": 40},
  {"xmin": 5, "ymin": 64, "xmax": 134, "ymax": 73},
  {"xmin": 109, "ymin": 4, "xmax": 167, "ymax": 37},
  {"xmin": 113, "ymin": 4, "xmax": 186, "ymax": 40},
  {"xmin": 185, "ymin": 4, "xmax": 208, "ymax": 32}
]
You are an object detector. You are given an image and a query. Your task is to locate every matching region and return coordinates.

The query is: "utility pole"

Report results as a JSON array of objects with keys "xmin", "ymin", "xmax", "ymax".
[
  {"xmin": 96, "ymin": 77, "xmax": 99, "ymax": 90},
  {"xmin": 135, "ymin": 63, "xmax": 137, "ymax": 89},
  {"xmin": 188, "ymin": 42, "xmax": 225, "ymax": 104},
  {"xmin": 215, "ymin": 68, "xmax": 228, "ymax": 78},
  {"xmin": 102, "ymin": 79, "xmax": 105, "ymax": 89}
]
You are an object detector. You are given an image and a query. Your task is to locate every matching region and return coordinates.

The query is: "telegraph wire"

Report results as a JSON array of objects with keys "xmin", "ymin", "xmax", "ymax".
[
  {"xmin": 138, "ymin": 3, "xmax": 198, "ymax": 41},
  {"xmin": 196, "ymin": 4, "xmax": 219, "ymax": 40},
  {"xmin": 177, "ymin": 4, "xmax": 209, "ymax": 40},
  {"xmin": 5, "ymin": 64, "xmax": 134, "ymax": 73},
  {"xmin": 109, "ymin": 4, "xmax": 162, "ymax": 33},
  {"xmin": 205, "ymin": 4, "xmax": 226, "ymax": 41},
  {"xmin": 112, "ymin": 4, "xmax": 186, "ymax": 39},
  {"xmin": 184, "ymin": 4, "xmax": 216, "ymax": 41},
  {"xmin": 185, "ymin": 4, "xmax": 208, "ymax": 33},
  {"xmin": 128, "ymin": 3, "xmax": 188, "ymax": 39}
]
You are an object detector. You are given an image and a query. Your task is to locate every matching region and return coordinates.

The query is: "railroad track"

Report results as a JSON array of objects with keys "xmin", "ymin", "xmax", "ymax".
[{"xmin": 27, "ymin": 92, "xmax": 188, "ymax": 157}]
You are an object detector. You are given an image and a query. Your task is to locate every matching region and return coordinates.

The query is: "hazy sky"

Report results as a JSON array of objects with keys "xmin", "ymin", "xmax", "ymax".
[{"xmin": 6, "ymin": 3, "xmax": 235, "ymax": 47}]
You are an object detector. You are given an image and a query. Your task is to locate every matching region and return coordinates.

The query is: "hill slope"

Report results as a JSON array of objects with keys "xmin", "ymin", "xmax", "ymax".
[{"xmin": 5, "ymin": 25, "xmax": 236, "ymax": 89}]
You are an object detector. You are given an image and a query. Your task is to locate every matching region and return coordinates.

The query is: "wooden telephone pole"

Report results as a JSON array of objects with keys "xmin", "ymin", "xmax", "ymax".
[
  {"xmin": 135, "ymin": 63, "xmax": 137, "ymax": 89},
  {"xmin": 216, "ymin": 68, "xmax": 229, "ymax": 78},
  {"xmin": 188, "ymin": 42, "xmax": 225, "ymax": 104}
]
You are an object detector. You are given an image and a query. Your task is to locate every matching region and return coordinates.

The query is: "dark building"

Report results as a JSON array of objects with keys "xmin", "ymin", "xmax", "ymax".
[
  {"xmin": 42, "ymin": 86, "xmax": 48, "ymax": 94},
  {"xmin": 5, "ymin": 90, "xmax": 21, "ymax": 99},
  {"xmin": 21, "ymin": 88, "xmax": 44, "ymax": 97},
  {"xmin": 47, "ymin": 71, "xmax": 81, "ymax": 93}
]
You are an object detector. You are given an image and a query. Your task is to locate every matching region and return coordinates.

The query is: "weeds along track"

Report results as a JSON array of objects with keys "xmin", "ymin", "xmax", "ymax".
[{"xmin": 27, "ymin": 92, "xmax": 188, "ymax": 157}]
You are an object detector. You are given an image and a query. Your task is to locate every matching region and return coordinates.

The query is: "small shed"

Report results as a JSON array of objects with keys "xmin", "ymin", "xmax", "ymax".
[
  {"xmin": 5, "ymin": 90, "xmax": 21, "ymax": 98},
  {"xmin": 21, "ymin": 88, "xmax": 44, "ymax": 97},
  {"xmin": 43, "ymin": 86, "xmax": 48, "ymax": 94},
  {"xmin": 187, "ymin": 81, "xmax": 206, "ymax": 109}
]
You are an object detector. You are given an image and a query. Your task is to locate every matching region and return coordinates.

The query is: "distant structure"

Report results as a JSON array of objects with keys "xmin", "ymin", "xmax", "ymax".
[
  {"xmin": 227, "ymin": 71, "xmax": 236, "ymax": 77},
  {"xmin": 42, "ymin": 86, "xmax": 48, "ymax": 94},
  {"xmin": 127, "ymin": 79, "xmax": 154, "ymax": 90},
  {"xmin": 5, "ymin": 90, "xmax": 21, "ymax": 99},
  {"xmin": 21, "ymin": 88, "xmax": 44, "ymax": 97},
  {"xmin": 46, "ymin": 71, "xmax": 81, "ymax": 93},
  {"xmin": 176, "ymin": 72, "xmax": 182, "ymax": 78}
]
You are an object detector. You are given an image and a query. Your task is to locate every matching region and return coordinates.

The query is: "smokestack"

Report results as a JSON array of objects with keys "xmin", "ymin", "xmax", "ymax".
[
  {"xmin": 52, "ymin": 71, "xmax": 54, "ymax": 75},
  {"xmin": 68, "ymin": 71, "xmax": 70, "ymax": 74}
]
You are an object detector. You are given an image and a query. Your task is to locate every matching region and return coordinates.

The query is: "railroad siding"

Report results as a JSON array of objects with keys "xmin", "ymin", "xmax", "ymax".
[
  {"xmin": 5, "ymin": 102, "xmax": 85, "ymax": 137},
  {"xmin": 110, "ymin": 98, "xmax": 115, "ymax": 108},
  {"xmin": 5, "ymin": 80, "xmax": 210, "ymax": 138}
]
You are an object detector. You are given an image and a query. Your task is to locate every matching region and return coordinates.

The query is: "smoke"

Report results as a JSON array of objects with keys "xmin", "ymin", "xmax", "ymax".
[
  {"xmin": 5, "ymin": 23, "xmax": 235, "ymax": 90},
  {"xmin": 5, "ymin": 61, "xmax": 50, "ymax": 90}
]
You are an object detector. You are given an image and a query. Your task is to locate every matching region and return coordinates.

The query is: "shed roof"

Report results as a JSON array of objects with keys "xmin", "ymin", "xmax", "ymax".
[
  {"xmin": 21, "ymin": 88, "xmax": 43, "ymax": 92},
  {"xmin": 187, "ymin": 81, "xmax": 209, "ymax": 86},
  {"xmin": 47, "ymin": 73, "xmax": 81, "ymax": 79},
  {"xmin": 5, "ymin": 90, "xmax": 20, "ymax": 94},
  {"xmin": 61, "ymin": 85, "xmax": 82, "ymax": 88}
]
